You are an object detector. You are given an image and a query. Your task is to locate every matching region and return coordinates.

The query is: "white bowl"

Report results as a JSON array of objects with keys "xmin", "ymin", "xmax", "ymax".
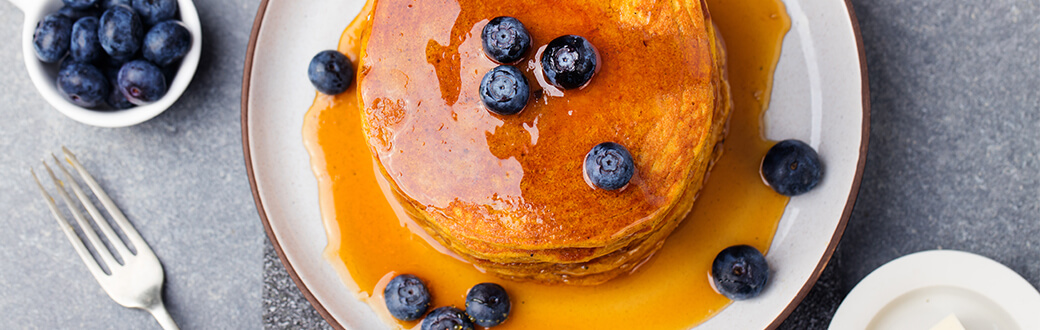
[{"xmin": 12, "ymin": 0, "xmax": 202, "ymax": 128}]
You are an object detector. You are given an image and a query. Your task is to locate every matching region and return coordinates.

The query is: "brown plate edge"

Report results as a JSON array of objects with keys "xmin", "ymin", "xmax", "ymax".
[
  {"xmin": 765, "ymin": 0, "xmax": 871, "ymax": 328},
  {"xmin": 240, "ymin": 0, "xmax": 347, "ymax": 329},
  {"xmin": 239, "ymin": 0, "xmax": 872, "ymax": 329}
]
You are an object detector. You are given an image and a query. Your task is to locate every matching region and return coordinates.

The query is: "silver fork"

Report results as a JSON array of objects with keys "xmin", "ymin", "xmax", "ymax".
[{"xmin": 31, "ymin": 147, "xmax": 179, "ymax": 330}]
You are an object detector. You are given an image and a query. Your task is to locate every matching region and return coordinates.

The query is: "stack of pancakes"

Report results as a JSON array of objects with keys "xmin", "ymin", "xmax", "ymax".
[{"xmin": 357, "ymin": 0, "xmax": 731, "ymax": 285}]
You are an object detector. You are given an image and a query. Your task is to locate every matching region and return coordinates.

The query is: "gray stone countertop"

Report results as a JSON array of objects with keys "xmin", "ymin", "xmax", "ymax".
[
  {"xmin": 2, "ymin": 0, "xmax": 1038, "ymax": 329},
  {"xmin": 0, "ymin": 0, "xmax": 263, "ymax": 328}
]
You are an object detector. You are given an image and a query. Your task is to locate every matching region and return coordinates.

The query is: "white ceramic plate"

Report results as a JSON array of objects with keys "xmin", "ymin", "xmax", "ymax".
[
  {"xmin": 242, "ymin": 0, "xmax": 868, "ymax": 328},
  {"xmin": 829, "ymin": 250, "xmax": 1040, "ymax": 330}
]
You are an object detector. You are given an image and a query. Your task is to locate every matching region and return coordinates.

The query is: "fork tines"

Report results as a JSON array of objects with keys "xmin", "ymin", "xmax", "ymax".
[
  {"xmin": 31, "ymin": 147, "xmax": 177, "ymax": 329},
  {"xmin": 30, "ymin": 147, "xmax": 148, "ymax": 277}
]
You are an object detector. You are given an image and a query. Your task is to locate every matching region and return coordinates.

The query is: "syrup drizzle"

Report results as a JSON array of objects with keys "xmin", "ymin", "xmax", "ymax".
[{"xmin": 303, "ymin": 0, "xmax": 791, "ymax": 328}]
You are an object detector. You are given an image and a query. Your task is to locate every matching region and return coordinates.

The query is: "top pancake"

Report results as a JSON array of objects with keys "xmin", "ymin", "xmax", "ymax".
[{"xmin": 358, "ymin": 0, "xmax": 724, "ymax": 257}]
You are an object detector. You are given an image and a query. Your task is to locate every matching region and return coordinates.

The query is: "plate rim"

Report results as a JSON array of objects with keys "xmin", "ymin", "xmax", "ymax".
[
  {"xmin": 762, "ymin": 1, "xmax": 871, "ymax": 327},
  {"xmin": 239, "ymin": 0, "xmax": 871, "ymax": 329},
  {"xmin": 240, "ymin": 0, "xmax": 345, "ymax": 329}
]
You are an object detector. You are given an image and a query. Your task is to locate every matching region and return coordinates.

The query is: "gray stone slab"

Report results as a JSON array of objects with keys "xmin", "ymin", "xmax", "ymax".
[
  {"xmin": 263, "ymin": 242, "xmax": 333, "ymax": 330},
  {"xmin": 0, "ymin": 0, "xmax": 263, "ymax": 328}
]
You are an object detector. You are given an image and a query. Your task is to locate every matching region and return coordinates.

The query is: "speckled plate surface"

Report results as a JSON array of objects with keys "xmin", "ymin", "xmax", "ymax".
[{"xmin": 241, "ymin": 0, "xmax": 869, "ymax": 328}]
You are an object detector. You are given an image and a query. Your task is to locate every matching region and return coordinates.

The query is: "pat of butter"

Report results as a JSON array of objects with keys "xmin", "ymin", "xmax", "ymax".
[{"xmin": 929, "ymin": 314, "xmax": 966, "ymax": 330}]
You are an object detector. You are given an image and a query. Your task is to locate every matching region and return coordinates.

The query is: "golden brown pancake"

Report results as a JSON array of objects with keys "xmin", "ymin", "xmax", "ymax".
[{"xmin": 358, "ymin": 0, "xmax": 730, "ymax": 284}]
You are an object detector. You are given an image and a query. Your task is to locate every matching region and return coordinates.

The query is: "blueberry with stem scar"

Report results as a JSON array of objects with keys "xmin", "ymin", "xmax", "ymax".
[
  {"xmin": 308, "ymin": 50, "xmax": 354, "ymax": 95},
  {"xmin": 711, "ymin": 245, "xmax": 770, "ymax": 300},
  {"xmin": 383, "ymin": 274, "xmax": 431, "ymax": 322},
  {"xmin": 761, "ymin": 139, "xmax": 823, "ymax": 196},
  {"xmin": 479, "ymin": 65, "xmax": 529, "ymax": 115},
  {"xmin": 584, "ymin": 142, "xmax": 635, "ymax": 191},
  {"xmin": 465, "ymin": 283, "xmax": 510, "ymax": 327},
  {"xmin": 541, "ymin": 35, "xmax": 598, "ymax": 89},
  {"xmin": 481, "ymin": 16, "xmax": 531, "ymax": 64},
  {"xmin": 58, "ymin": 62, "xmax": 110, "ymax": 108}
]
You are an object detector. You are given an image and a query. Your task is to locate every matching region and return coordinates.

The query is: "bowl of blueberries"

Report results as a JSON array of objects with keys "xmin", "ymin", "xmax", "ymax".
[{"xmin": 15, "ymin": 0, "xmax": 201, "ymax": 127}]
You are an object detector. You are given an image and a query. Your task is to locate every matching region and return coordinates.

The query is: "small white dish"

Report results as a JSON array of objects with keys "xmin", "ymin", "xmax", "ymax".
[
  {"xmin": 9, "ymin": 0, "xmax": 202, "ymax": 128},
  {"xmin": 829, "ymin": 250, "xmax": 1040, "ymax": 330}
]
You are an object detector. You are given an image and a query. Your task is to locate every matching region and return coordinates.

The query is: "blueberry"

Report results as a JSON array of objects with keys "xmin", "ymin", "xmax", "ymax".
[
  {"xmin": 59, "ymin": 56, "xmax": 79, "ymax": 72},
  {"xmin": 103, "ymin": 69, "xmax": 134, "ymax": 110},
  {"xmin": 383, "ymin": 274, "xmax": 431, "ymax": 322},
  {"xmin": 142, "ymin": 21, "xmax": 191, "ymax": 67},
  {"xmin": 761, "ymin": 139, "xmax": 823, "ymax": 196},
  {"xmin": 584, "ymin": 142, "xmax": 635, "ymax": 190},
  {"xmin": 101, "ymin": 0, "xmax": 132, "ymax": 8},
  {"xmin": 421, "ymin": 306, "xmax": 474, "ymax": 330},
  {"xmin": 117, "ymin": 60, "xmax": 166, "ymax": 105},
  {"xmin": 57, "ymin": 62, "xmax": 109, "ymax": 108},
  {"xmin": 308, "ymin": 50, "xmax": 353, "ymax": 95},
  {"xmin": 711, "ymin": 245, "xmax": 770, "ymax": 300},
  {"xmin": 465, "ymin": 283, "xmax": 510, "ymax": 327},
  {"xmin": 541, "ymin": 35, "xmax": 598, "ymax": 90},
  {"xmin": 479, "ymin": 65, "xmax": 529, "ymax": 115},
  {"xmin": 99, "ymin": 5, "xmax": 144, "ymax": 58},
  {"xmin": 132, "ymin": 0, "xmax": 177, "ymax": 26},
  {"xmin": 70, "ymin": 17, "xmax": 103, "ymax": 63},
  {"xmin": 33, "ymin": 14, "xmax": 73, "ymax": 63},
  {"xmin": 58, "ymin": 5, "xmax": 102, "ymax": 20},
  {"xmin": 63, "ymin": 0, "xmax": 99, "ymax": 10},
  {"xmin": 481, "ymin": 16, "xmax": 531, "ymax": 64}
]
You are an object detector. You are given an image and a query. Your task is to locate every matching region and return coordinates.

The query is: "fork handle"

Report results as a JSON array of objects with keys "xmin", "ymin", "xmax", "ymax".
[{"xmin": 148, "ymin": 303, "xmax": 180, "ymax": 330}]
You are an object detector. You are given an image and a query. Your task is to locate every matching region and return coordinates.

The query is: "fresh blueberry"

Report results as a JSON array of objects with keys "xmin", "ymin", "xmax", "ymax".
[
  {"xmin": 584, "ymin": 142, "xmax": 635, "ymax": 190},
  {"xmin": 63, "ymin": 0, "xmax": 99, "ymax": 10},
  {"xmin": 465, "ymin": 283, "xmax": 510, "ymax": 327},
  {"xmin": 60, "ymin": 55, "xmax": 86, "ymax": 73},
  {"xmin": 117, "ymin": 60, "xmax": 166, "ymax": 105},
  {"xmin": 70, "ymin": 17, "xmax": 103, "ymax": 63},
  {"xmin": 421, "ymin": 306, "xmax": 474, "ymax": 330},
  {"xmin": 479, "ymin": 65, "xmax": 529, "ymax": 115},
  {"xmin": 103, "ymin": 68, "xmax": 134, "ymax": 110},
  {"xmin": 481, "ymin": 16, "xmax": 531, "ymax": 64},
  {"xmin": 132, "ymin": 0, "xmax": 178, "ymax": 26},
  {"xmin": 308, "ymin": 50, "xmax": 353, "ymax": 95},
  {"xmin": 383, "ymin": 274, "xmax": 431, "ymax": 322},
  {"xmin": 101, "ymin": 0, "xmax": 132, "ymax": 8},
  {"xmin": 33, "ymin": 14, "xmax": 73, "ymax": 63},
  {"xmin": 58, "ymin": 5, "xmax": 102, "ymax": 20},
  {"xmin": 761, "ymin": 139, "xmax": 823, "ymax": 196},
  {"xmin": 142, "ymin": 21, "xmax": 191, "ymax": 67},
  {"xmin": 99, "ymin": 5, "xmax": 144, "ymax": 58},
  {"xmin": 541, "ymin": 35, "xmax": 598, "ymax": 89},
  {"xmin": 57, "ymin": 62, "xmax": 109, "ymax": 108},
  {"xmin": 711, "ymin": 245, "xmax": 770, "ymax": 300}
]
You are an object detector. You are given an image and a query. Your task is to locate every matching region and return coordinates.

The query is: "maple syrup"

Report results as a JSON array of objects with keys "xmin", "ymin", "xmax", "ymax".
[{"xmin": 303, "ymin": 0, "xmax": 791, "ymax": 328}]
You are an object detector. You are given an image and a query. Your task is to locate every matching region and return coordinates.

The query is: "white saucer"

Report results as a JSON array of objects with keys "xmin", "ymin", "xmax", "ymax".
[{"xmin": 829, "ymin": 250, "xmax": 1040, "ymax": 330}]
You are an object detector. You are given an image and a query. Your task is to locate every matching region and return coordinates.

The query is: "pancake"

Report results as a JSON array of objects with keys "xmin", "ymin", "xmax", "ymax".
[{"xmin": 357, "ymin": 0, "xmax": 731, "ymax": 284}]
